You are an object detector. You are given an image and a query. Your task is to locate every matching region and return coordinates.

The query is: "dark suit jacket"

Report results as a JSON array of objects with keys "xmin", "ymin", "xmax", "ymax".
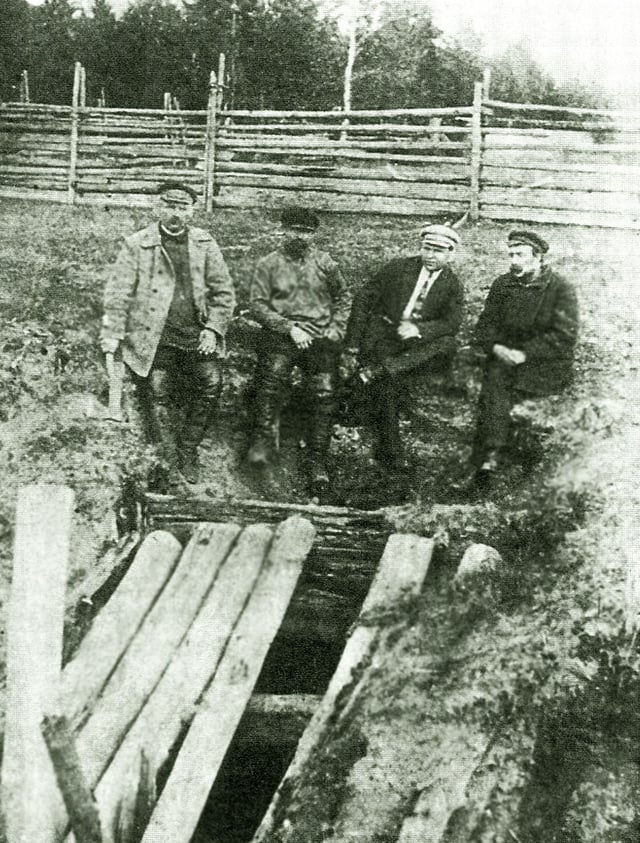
[
  {"xmin": 475, "ymin": 266, "xmax": 579, "ymax": 393},
  {"xmin": 346, "ymin": 256, "xmax": 464, "ymax": 376}
]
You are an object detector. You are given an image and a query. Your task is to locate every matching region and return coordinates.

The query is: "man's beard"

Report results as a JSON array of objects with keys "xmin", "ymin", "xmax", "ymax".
[{"xmin": 283, "ymin": 238, "xmax": 309, "ymax": 259}]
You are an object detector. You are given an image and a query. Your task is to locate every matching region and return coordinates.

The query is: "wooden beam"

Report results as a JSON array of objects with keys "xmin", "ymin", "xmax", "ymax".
[
  {"xmin": 236, "ymin": 694, "xmax": 319, "ymax": 745},
  {"xmin": 484, "ymin": 98, "xmax": 640, "ymax": 119},
  {"xmin": 61, "ymin": 530, "xmax": 182, "ymax": 730},
  {"xmin": 1, "ymin": 486, "xmax": 74, "ymax": 843},
  {"xmin": 253, "ymin": 532, "xmax": 434, "ymax": 843},
  {"xmin": 141, "ymin": 516, "xmax": 316, "ymax": 842},
  {"xmin": 93, "ymin": 522, "xmax": 274, "ymax": 841},
  {"xmin": 40, "ymin": 714, "xmax": 104, "ymax": 843},
  {"xmin": 222, "ymin": 107, "xmax": 474, "ymax": 119}
]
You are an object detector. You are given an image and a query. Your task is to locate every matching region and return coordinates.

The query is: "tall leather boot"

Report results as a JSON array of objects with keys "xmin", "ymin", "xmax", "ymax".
[
  {"xmin": 372, "ymin": 377, "xmax": 404, "ymax": 471},
  {"xmin": 178, "ymin": 399, "xmax": 215, "ymax": 484},
  {"xmin": 247, "ymin": 360, "xmax": 289, "ymax": 469},
  {"xmin": 307, "ymin": 373, "xmax": 336, "ymax": 496}
]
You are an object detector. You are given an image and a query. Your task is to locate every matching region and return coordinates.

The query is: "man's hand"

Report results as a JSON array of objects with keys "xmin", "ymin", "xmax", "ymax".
[
  {"xmin": 101, "ymin": 337, "xmax": 120, "ymax": 356},
  {"xmin": 492, "ymin": 343, "xmax": 526, "ymax": 366},
  {"xmin": 290, "ymin": 325, "xmax": 314, "ymax": 349},
  {"xmin": 397, "ymin": 320, "xmax": 421, "ymax": 341},
  {"xmin": 339, "ymin": 348, "xmax": 359, "ymax": 381},
  {"xmin": 198, "ymin": 329, "xmax": 217, "ymax": 356}
]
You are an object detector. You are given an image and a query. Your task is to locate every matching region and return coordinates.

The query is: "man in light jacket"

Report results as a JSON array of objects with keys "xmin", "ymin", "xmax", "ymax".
[{"xmin": 100, "ymin": 181, "xmax": 236, "ymax": 483}]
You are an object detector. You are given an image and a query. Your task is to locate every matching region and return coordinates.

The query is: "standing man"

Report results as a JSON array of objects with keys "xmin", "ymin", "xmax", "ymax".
[
  {"xmin": 345, "ymin": 224, "xmax": 464, "ymax": 469},
  {"xmin": 100, "ymin": 181, "xmax": 236, "ymax": 484},
  {"xmin": 247, "ymin": 207, "xmax": 352, "ymax": 495},
  {"xmin": 472, "ymin": 230, "xmax": 579, "ymax": 480}
]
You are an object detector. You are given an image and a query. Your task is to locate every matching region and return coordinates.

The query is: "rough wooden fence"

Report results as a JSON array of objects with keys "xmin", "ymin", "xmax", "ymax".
[
  {"xmin": 481, "ymin": 98, "xmax": 640, "ymax": 229},
  {"xmin": 2, "ymin": 62, "xmax": 640, "ymax": 227}
]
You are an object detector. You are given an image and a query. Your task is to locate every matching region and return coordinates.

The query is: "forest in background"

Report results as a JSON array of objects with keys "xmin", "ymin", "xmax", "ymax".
[{"xmin": 2, "ymin": 0, "xmax": 607, "ymax": 111}]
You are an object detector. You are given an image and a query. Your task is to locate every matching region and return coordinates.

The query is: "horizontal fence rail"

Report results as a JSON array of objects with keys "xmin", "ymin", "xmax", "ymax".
[{"xmin": 1, "ymin": 61, "xmax": 640, "ymax": 228}]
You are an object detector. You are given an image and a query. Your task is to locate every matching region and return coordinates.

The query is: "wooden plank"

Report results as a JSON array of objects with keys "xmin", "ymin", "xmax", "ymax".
[
  {"xmin": 481, "ymin": 185, "xmax": 640, "ymax": 214},
  {"xmin": 73, "ymin": 523, "xmax": 241, "ymax": 789},
  {"xmin": 141, "ymin": 515, "xmax": 316, "ymax": 842},
  {"xmin": 1, "ymin": 485, "xmax": 74, "ymax": 843},
  {"xmin": 480, "ymin": 203, "xmax": 640, "ymax": 229},
  {"xmin": 215, "ymin": 186, "xmax": 467, "ymax": 215},
  {"xmin": 203, "ymin": 68, "xmax": 219, "ymax": 212},
  {"xmin": 216, "ymin": 172, "xmax": 469, "ymax": 200},
  {"xmin": 61, "ymin": 530, "xmax": 182, "ymax": 730},
  {"xmin": 253, "ymin": 532, "xmax": 434, "ymax": 843},
  {"xmin": 90, "ymin": 523, "xmax": 274, "ymax": 839},
  {"xmin": 72, "ymin": 531, "xmax": 141, "ymax": 614}
]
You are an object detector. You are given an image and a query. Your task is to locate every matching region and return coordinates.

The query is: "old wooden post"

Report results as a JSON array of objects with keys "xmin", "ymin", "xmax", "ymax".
[
  {"xmin": 1, "ymin": 485, "xmax": 74, "ymax": 843},
  {"xmin": 482, "ymin": 67, "xmax": 492, "ymax": 99},
  {"xmin": 203, "ymin": 53, "xmax": 225, "ymax": 213},
  {"xmin": 469, "ymin": 80, "xmax": 483, "ymax": 222},
  {"xmin": 20, "ymin": 69, "xmax": 30, "ymax": 103},
  {"xmin": 68, "ymin": 61, "xmax": 81, "ymax": 204},
  {"xmin": 79, "ymin": 64, "xmax": 87, "ymax": 108}
]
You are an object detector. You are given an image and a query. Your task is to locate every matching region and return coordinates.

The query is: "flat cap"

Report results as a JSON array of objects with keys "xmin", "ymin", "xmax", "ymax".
[
  {"xmin": 157, "ymin": 180, "xmax": 198, "ymax": 203},
  {"xmin": 281, "ymin": 207, "xmax": 320, "ymax": 231},
  {"xmin": 419, "ymin": 223, "xmax": 460, "ymax": 249},
  {"xmin": 508, "ymin": 230, "xmax": 549, "ymax": 254}
]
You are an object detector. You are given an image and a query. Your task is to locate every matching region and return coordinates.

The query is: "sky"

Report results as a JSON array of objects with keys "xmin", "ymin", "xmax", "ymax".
[{"xmin": 24, "ymin": 0, "xmax": 640, "ymax": 104}]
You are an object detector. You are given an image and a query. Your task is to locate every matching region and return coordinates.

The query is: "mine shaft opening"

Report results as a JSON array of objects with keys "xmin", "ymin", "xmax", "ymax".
[
  {"xmin": 142, "ymin": 493, "xmax": 390, "ymax": 842},
  {"xmin": 188, "ymin": 590, "xmax": 366, "ymax": 842}
]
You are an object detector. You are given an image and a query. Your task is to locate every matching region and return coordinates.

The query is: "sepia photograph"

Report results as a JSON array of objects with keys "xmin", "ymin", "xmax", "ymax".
[{"xmin": 0, "ymin": 0, "xmax": 639, "ymax": 840}]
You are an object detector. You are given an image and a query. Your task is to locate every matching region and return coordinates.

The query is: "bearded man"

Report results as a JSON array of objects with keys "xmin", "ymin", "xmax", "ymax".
[{"xmin": 472, "ymin": 229, "xmax": 579, "ymax": 479}]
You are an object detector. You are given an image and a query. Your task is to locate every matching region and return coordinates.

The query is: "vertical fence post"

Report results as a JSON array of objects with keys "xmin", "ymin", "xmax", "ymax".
[
  {"xmin": 79, "ymin": 64, "xmax": 86, "ymax": 108},
  {"xmin": 68, "ymin": 61, "xmax": 81, "ymax": 204},
  {"xmin": 469, "ymin": 80, "xmax": 483, "ymax": 222},
  {"xmin": 203, "ymin": 53, "xmax": 225, "ymax": 213},
  {"xmin": 20, "ymin": 70, "xmax": 30, "ymax": 103},
  {"xmin": 482, "ymin": 67, "xmax": 492, "ymax": 99}
]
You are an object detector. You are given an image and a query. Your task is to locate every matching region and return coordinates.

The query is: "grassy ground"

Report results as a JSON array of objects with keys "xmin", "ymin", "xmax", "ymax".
[{"xmin": 0, "ymin": 198, "xmax": 638, "ymax": 839}]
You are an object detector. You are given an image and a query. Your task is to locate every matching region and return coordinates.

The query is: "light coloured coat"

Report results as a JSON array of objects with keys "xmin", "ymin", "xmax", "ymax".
[{"xmin": 101, "ymin": 223, "xmax": 236, "ymax": 377}]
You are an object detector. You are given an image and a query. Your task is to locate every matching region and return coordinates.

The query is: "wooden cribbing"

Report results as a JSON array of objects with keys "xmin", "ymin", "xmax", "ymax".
[
  {"xmin": 61, "ymin": 530, "xmax": 182, "ymax": 729},
  {"xmin": 236, "ymin": 694, "xmax": 319, "ymax": 745},
  {"xmin": 1, "ymin": 485, "xmax": 74, "ymax": 843},
  {"xmin": 253, "ymin": 532, "xmax": 434, "ymax": 843},
  {"xmin": 71, "ymin": 523, "xmax": 240, "ymax": 793},
  {"xmin": 140, "ymin": 515, "xmax": 316, "ymax": 842},
  {"xmin": 90, "ymin": 523, "xmax": 273, "ymax": 838}
]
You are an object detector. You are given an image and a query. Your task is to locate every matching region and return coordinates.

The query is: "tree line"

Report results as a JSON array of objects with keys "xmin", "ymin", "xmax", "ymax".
[{"xmin": 1, "ymin": 0, "xmax": 606, "ymax": 111}]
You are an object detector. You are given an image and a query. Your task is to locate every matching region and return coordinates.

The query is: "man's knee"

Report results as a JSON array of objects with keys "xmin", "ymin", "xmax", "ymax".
[{"xmin": 146, "ymin": 369, "xmax": 172, "ymax": 405}]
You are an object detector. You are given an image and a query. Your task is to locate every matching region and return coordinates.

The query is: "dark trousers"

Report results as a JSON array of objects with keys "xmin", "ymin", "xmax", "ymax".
[
  {"xmin": 251, "ymin": 331, "xmax": 338, "ymax": 462},
  {"xmin": 473, "ymin": 359, "xmax": 554, "ymax": 465},
  {"xmin": 135, "ymin": 344, "xmax": 222, "ymax": 456}
]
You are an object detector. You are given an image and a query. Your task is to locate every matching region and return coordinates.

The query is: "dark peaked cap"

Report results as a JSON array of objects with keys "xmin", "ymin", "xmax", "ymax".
[
  {"xmin": 508, "ymin": 230, "xmax": 549, "ymax": 254},
  {"xmin": 281, "ymin": 207, "xmax": 320, "ymax": 231},
  {"xmin": 157, "ymin": 180, "xmax": 198, "ymax": 203}
]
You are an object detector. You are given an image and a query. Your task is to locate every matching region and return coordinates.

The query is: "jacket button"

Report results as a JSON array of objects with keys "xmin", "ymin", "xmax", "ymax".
[{"xmin": 152, "ymin": 288, "xmax": 158, "ymax": 292}]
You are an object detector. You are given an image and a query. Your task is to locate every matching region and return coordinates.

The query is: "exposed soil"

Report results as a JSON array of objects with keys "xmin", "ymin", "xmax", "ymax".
[{"xmin": 0, "ymin": 199, "xmax": 638, "ymax": 840}]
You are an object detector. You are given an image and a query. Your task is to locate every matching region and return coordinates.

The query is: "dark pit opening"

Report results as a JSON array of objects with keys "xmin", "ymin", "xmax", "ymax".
[{"xmin": 192, "ymin": 739, "xmax": 296, "ymax": 843}]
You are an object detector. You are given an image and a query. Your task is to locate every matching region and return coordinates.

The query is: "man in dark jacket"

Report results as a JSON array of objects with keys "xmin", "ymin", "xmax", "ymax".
[
  {"xmin": 472, "ymin": 229, "xmax": 579, "ymax": 478},
  {"xmin": 345, "ymin": 224, "xmax": 464, "ymax": 468},
  {"xmin": 247, "ymin": 207, "xmax": 352, "ymax": 495},
  {"xmin": 101, "ymin": 181, "xmax": 236, "ymax": 484}
]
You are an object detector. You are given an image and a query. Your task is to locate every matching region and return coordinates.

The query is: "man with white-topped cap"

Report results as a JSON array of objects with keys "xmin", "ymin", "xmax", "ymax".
[{"xmin": 345, "ymin": 223, "xmax": 464, "ymax": 470}]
